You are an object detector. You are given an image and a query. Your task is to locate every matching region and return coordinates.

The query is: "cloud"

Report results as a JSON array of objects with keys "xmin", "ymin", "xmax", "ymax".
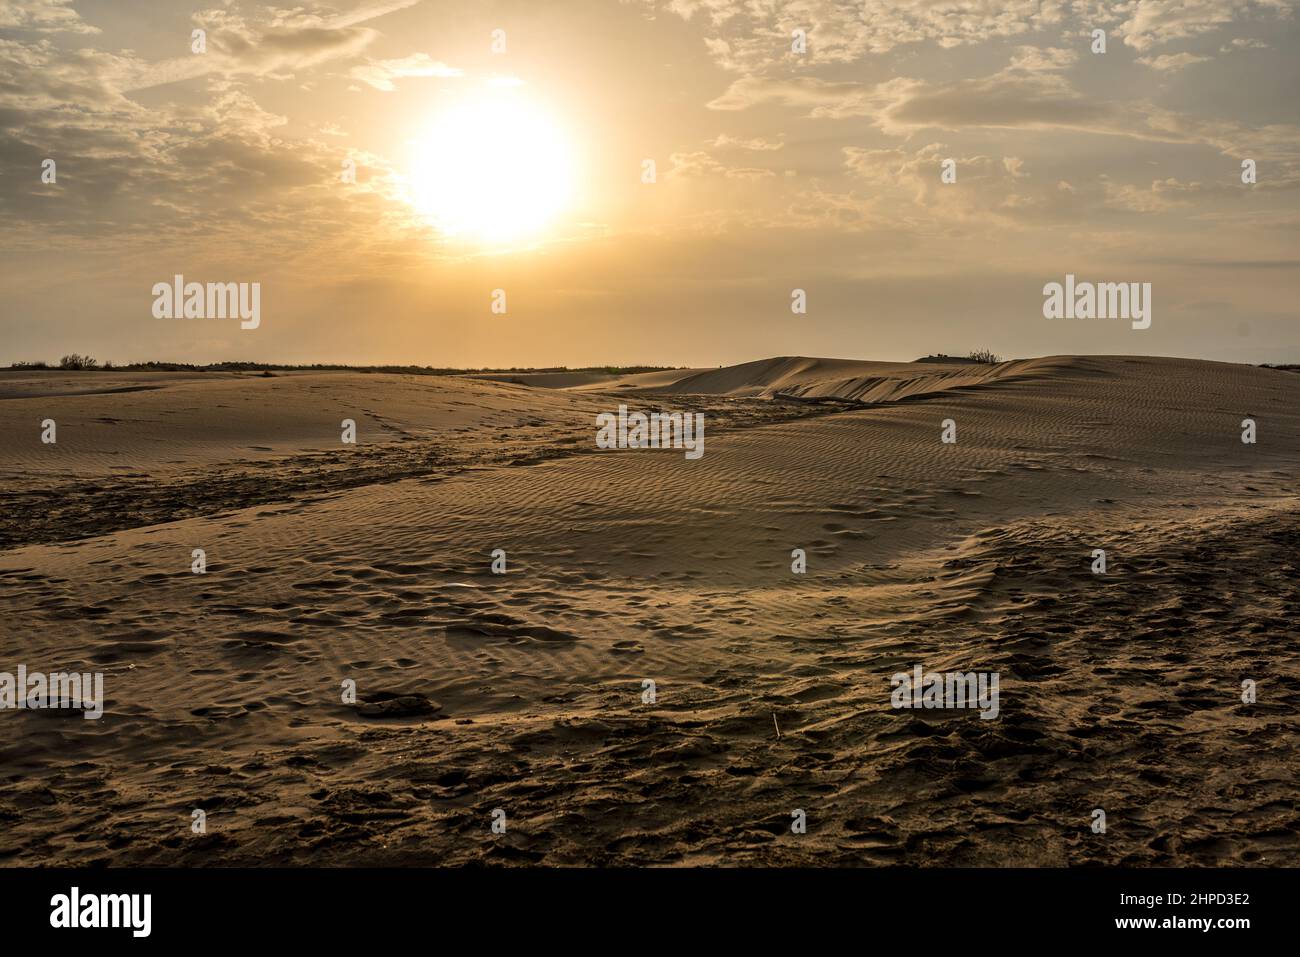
[
  {"xmin": 637, "ymin": 0, "xmax": 1292, "ymax": 74},
  {"xmin": 0, "ymin": 0, "xmax": 98, "ymax": 34},
  {"xmin": 709, "ymin": 133, "xmax": 784, "ymax": 151},
  {"xmin": 706, "ymin": 45, "xmax": 1085, "ymax": 123},
  {"xmin": 350, "ymin": 53, "xmax": 463, "ymax": 91},
  {"xmin": 0, "ymin": 27, "xmax": 405, "ymax": 250},
  {"xmin": 701, "ymin": 39, "xmax": 1300, "ymax": 193},
  {"xmin": 1004, "ymin": 45, "xmax": 1080, "ymax": 73},
  {"xmin": 270, "ymin": 0, "xmax": 422, "ymax": 30},
  {"xmin": 1220, "ymin": 36, "xmax": 1270, "ymax": 51},
  {"xmin": 642, "ymin": 0, "xmax": 1071, "ymax": 66},
  {"xmin": 877, "ymin": 71, "xmax": 1111, "ymax": 134},
  {"xmin": 1103, "ymin": 177, "xmax": 1196, "ymax": 212},
  {"xmin": 843, "ymin": 142, "xmax": 1038, "ymax": 219},
  {"xmin": 1137, "ymin": 51, "xmax": 1213, "ymax": 71},
  {"xmin": 667, "ymin": 150, "xmax": 776, "ymax": 179},
  {"xmin": 0, "ymin": 37, "xmax": 149, "ymax": 118},
  {"xmin": 124, "ymin": 6, "xmax": 394, "ymax": 92},
  {"xmin": 1117, "ymin": 0, "xmax": 1292, "ymax": 53},
  {"xmin": 706, "ymin": 76, "xmax": 886, "ymax": 117}
]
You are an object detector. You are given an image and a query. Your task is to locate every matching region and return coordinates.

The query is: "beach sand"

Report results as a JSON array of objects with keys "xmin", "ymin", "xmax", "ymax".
[{"xmin": 1, "ymin": 355, "xmax": 1297, "ymax": 865}]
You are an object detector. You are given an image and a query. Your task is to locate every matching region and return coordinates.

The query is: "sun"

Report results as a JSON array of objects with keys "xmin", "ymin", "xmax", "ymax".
[{"xmin": 405, "ymin": 89, "xmax": 576, "ymax": 244}]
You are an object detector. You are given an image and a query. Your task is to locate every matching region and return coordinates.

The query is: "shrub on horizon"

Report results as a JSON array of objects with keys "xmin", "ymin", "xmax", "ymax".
[{"xmin": 58, "ymin": 353, "xmax": 99, "ymax": 370}]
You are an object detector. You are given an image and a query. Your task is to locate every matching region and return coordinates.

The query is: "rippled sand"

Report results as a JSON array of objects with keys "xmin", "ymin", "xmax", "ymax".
[{"xmin": 1, "ymin": 355, "xmax": 1297, "ymax": 865}]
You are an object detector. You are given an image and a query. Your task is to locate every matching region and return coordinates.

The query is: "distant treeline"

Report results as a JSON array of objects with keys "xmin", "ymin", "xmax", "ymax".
[
  {"xmin": 4, "ymin": 358, "xmax": 683, "ymax": 375},
  {"xmin": 7, "ymin": 357, "xmax": 1296, "ymax": 374},
  {"xmin": 915, "ymin": 351, "xmax": 1003, "ymax": 364}
]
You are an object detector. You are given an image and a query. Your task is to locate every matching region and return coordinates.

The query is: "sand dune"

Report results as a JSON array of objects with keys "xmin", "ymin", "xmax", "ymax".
[
  {"xmin": 0, "ymin": 355, "xmax": 1297, "ymax": 866},
  {"xmin": 476, "ymin": 355, "xmax": 1080, "ymax": 404},
  {"xmin": 468, "ymin": 367, "xmax": 703, "ymax": 391},
  {"xmin": 641, "ymin": 354, "xmax": 1076, "ymax": 403}
]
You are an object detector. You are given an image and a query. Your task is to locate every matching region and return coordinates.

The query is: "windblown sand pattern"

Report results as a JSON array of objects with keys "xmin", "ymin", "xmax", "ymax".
[{"xmin": 0, "ymin": 355, "xmax": 1297, "ymax": 865}]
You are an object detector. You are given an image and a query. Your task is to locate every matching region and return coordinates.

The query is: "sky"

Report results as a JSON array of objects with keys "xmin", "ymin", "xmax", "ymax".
[{"xmin": 1, "ymin": 0, "xmax": 1297, "ymax": 368}]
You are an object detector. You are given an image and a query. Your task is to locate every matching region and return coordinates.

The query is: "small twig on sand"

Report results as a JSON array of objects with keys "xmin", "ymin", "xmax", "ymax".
[{"xmin": 772, "ymin": 712, "xmax": 782, "ymax": 740}]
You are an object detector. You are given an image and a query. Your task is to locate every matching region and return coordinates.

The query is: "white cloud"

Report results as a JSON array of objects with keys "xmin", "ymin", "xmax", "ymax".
[
  {"xmin": 668, "ymin": 150, "xmax": 776, "ymax": 179},
  {"xmin": 0, "ymin": 0, "xmax": 98, "ymax": 34},
  {"xmin": 123, "ymin": 4, "xmax": 410, "ymax": 92},
  {"xmin": 1220, "ymin": 36, "xmax": 1270, "ymax": 51},
  {"xmin": 636, "ymin": 0, "xmax": 1292, "ymax": 73},
  {"xmin": 706, "ymin": 75, "xmax": 890, "ymax": 117},
  {"xmin": 350, "ymin": 53, "xmax": 463, "ymax": 91},
  {"xmin": 1103, "ymin": 177, "xmax": 1197, "ymax": 212},
  {"xmin": 1117, "ymin": 0, "xmax": 1291, "ymax": 53},
  {"xmin": 1137, "ymin": 51, "xmax": 1213, "ymax": 71},
  {"xmin": 709, "ymin": 134, "xmax": 784, "ymax": 151}
]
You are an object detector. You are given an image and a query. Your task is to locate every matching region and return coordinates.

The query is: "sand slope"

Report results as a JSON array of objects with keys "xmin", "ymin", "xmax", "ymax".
[
  {"xmin": 0, "ymin": 355, "xmax": 1297, "ymax": 866},
  {"xmin": 645, "ymin": 355, "xmax": 1073, "ymax": 403},
  {"xmin": 475, "ymin": 355, "xmax": 1081, "ymax": 405}
]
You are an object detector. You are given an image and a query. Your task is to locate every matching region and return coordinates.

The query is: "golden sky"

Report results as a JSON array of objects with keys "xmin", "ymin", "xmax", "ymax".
[{"xmin": 2, "ymin": 0, "xmax": 1297, "ymax": 366}]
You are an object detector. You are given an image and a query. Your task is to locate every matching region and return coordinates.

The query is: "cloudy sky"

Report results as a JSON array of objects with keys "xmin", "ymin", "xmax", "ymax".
[{"xmin": 2, "ymin": 0, "xmax": 1297, "ymax": 367}]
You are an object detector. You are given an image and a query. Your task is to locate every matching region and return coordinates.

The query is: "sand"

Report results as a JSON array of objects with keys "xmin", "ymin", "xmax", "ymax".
[{"xmin": 0, "ymin": 355, "xmax": 1297, "ymax": 866}]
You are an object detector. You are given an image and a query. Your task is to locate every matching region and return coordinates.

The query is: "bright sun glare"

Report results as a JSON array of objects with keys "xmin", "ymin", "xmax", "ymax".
[{"xmin": 406, "ymin": 90, "xmax": 575, "ymax": 244}]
